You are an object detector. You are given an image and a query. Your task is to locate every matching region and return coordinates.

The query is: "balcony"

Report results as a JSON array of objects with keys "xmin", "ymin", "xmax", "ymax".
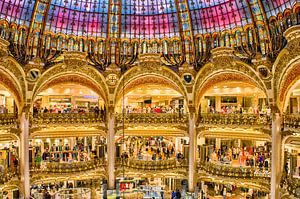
[
  {"xmin": 116, "ymin": 113, "xmax": 187, "ymax": 125},
  {"xmin": 30, "ymin": 158, "xmax": 106, "ymax": 174},
  {"xmin": 0, "ymin": 113, "xmax": 18, "ymax": 129},
  {"xmin": 282, "ymin": 177, "xmax": 300, "ymax": 198},
  {"xmin": 30, "ymin": 113, "xmax": 105, "ymax": 128},
  {"xmin": 116, "ymin": 158, "xmax": 188, "ymax": 171},
  {"xmin": 115, "ymin": 113, "xmax": 188, "ymax": 135},
  {"xmin": 0, "ymin": 169, "xmax": 18, "ymax": 185},
  {"xmin": 197, "ymin": 113, "xmax": 270, "ymax": 129},
  {"xmin": 283, "ymin": 114, "xmax": 300, "ymax": 132},
  {"xmin": 197, "ymin": 161, "xmax": 270, "ymax": 179}
]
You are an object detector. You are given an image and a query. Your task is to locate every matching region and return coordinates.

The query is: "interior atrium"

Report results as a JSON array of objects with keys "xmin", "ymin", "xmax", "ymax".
[{"xmin": 0, "ymin": 0, "xmax": 300, "ymax": 198}]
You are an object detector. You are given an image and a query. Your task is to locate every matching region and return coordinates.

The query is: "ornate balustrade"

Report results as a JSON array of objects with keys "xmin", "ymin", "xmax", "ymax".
[
  {"xmin": 0, "ymin": 169, "xmax": 17, "ymax": 184},
  {"xmin": 30, "ymin": 113, "xmax": 105, "ymax": 127},
  {"xmin": 0, "ymin": 113, "xmax": 18, "ymax": 128},
  {"xmin": 283, "ymin": 114, "xmax": 300, "ymax": 132},
  {"xmin": 115, "ymin": 113, "xmax": 188, "ymax": 125},
  {"xmin": 31, "ymin": 158, "xmax": 106, "ymax": 174},
  {"xmin": 116, "ymin": 158, "xmax": 188, "ymax": 171},
  {"xmin": 197, "ymin": 113, "xmax": 270, "ymax": 128},
  {"xmin": 198, "ymin": 161, "xmax": 270, "ymax": 179},
  {"xmin": 282, "ymin": 177, "xmax": 300, "ymax": 198}
]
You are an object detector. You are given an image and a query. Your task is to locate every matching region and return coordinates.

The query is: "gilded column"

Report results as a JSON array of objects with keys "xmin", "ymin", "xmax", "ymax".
[
  {"xmin": 107, "ymin": 109, "xmax": 116, "ymax": 189},
  {"xmin": 20, "ymin": 112, "xmax": 30, "ymax": 198},
  {"xmin": 188, "ymin": 107, "xmax": 196, "ymax": 192},
  {"xmin": 271, "ymin": 113, "xmax": 282, "ymax": 199}
]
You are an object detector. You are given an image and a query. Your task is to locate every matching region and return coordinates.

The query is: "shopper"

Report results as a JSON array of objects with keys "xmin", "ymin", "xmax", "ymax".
[
  {"xmin": 175, "ymin": 189, "xmax": 181, "ymax": 199},
  {"xmin": 171, "ymin": 190, "xmax": 176, "ymax": 199}
]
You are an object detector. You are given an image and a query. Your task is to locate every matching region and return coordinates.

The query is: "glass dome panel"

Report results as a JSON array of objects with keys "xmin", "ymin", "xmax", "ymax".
[
  {"xmin": 262, "ymin": 0, "xmax": 298, "ymax": 18},
  {"xmin": 0, "ymin": 0, "xmax": 36, "ymax": 26},
  {"xmin": 189, "ymin": 0, "xmax": 252, "ymax": 35}
]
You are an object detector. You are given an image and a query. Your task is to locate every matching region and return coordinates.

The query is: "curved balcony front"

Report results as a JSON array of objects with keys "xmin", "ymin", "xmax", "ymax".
[
  {"xmin": 197, "ymin": 113, "xmax": 271, "ymax": 130},
  {"xmin": 281, "ymin": 177, "xmax": 300, "ymax": 198},
  {"xmin": 30, "ymin": 113, "xmax": 106, "ymax": 138},
  {"xmin": 283, "ymin": 114, "xmax": 300, "ymax": 133},
  {"xmin": 0, "ymin": 113, "xmax": 18, "ymax": 130},
  {"xmin": 115, "ymin": 113, "xmax": 188, "ymax": 136},
  {"xmin": 0, "ymin": 169, "xmax": 18, "ymax": 185},
  {"xmin": 197, "ymin": 161, "xmax": 270, "ymax": 179},
  {"xmin": 116, "ymin": 158, "xmax": 188, "ymax": 174},
  {"xmin": 30, "ymin": 158, "xmax": 106, "ymax": 174}
]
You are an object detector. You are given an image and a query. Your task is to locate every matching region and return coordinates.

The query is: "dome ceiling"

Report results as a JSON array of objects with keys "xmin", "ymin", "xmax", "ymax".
[{"xmin": 0, "ymin": 0, "xmax": 298, "ymax": 39}]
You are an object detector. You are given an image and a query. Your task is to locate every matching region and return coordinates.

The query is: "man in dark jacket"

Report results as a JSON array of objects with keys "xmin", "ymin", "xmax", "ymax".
[{"xmin": 175, "ymin": 189, "xmax": 181, "ymax": 199}]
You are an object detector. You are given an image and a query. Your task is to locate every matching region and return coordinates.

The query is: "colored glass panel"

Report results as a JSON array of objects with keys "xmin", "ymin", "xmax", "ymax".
[
  {"xmin": 188, "ymin": 0, "xmax": 252, "ymax": 35},
  {"xmin": 262, "ymin": 0, "xmax": 298, "ymax": 17},
  {"xmin": 0, "ymin": 0, "xmax": 36, "ymax": 26},
  {"xmin": 45, "ymin": 0, "xmax": 109, "ymax": 37},
  {"xmin": 121, "ymin": 0, "xmax": 180, "ymax": 39}
]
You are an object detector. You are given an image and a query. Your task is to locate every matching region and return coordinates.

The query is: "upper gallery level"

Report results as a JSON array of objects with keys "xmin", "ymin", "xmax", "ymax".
[
  {"xmin": 0, "ymin": 0, "xmax": 297, "ymax": 38},
  {"xmin": 0, "ymin": 1, "xmax": 298, "ymax": 70}
]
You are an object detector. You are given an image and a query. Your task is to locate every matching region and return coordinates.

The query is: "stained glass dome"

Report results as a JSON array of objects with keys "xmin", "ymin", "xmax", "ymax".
[{"xmin": 0, "ymin": 0, "xmax": 298, "ymax": 39}]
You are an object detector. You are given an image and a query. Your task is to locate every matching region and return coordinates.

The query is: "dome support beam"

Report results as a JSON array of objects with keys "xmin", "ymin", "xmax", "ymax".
[
  {"xmin": 245, "ymin": 0, "xmax": 270, "ymax": 58},
  {"xmin": 27, "ymin": 0, "xmax": 51, "ymax": 57},
  {"xmin": 174, "ymin": 0, "xmax": 195, "ymax": 65},
  {"xmin": 107, "ymin": 0, "xmax": 122, "ymax": 39}
]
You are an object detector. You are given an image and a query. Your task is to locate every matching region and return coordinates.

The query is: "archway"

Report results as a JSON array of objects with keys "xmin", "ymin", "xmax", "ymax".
[
  {"xmin": 115, "ymin": 75, "xmax": 185, "ymax": 114},
  {"xmin": 199, "ymin": 80, "xmax": 267, "ymax": 114},
  {"xmin": 281, "ymin": 76, "xmax": 300, "ymax": 114},
  {"xmin": 30, "ymin": 81, "xmax": 108, "ymax": 184}
]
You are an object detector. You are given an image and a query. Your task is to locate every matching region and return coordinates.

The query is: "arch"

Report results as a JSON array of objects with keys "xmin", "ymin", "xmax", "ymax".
[
  {"xmin": 278, "ymin": 63, "xmax": 300, "ymax": 112},
  {"xmin": 114, "ymin": 65, "xmax": 188, "ymax": 108},
  {"xmin": 272, "ymin": 26, "xmax": 300, "ymax": 112},
  {"xmin": 31, "ymin": 63, "xmax": 109, "ymax": 108},
  {"xmin": 193, "ymin": 62, "xmax": 268, "ymax": 113},
  {"xmin": 0, "ymin": 57, "xmax": 26, "ymax": 111}
]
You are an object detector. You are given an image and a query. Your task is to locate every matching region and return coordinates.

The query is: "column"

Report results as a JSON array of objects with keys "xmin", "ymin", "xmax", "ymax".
[
  {"xmin": 70, "ymin": 137, "xmax": 74, "ymax": 151},
  {"xmin": 215, "ymin": 96, "xmax": 221, "ymax": 112},
  {"xmin": 107, "ymin": 112, "xmax": 116, "ymax": 190},
  {"xmin": 84, "ymin": 137, "xmax": 88, "ymax": 152},
  {"xmin": 20, "ymin": 112, "xmax": 30, "ymax": 198},
  {"xmin": 297, "ymin": 97, "xmax": 300, "ymax": 113},
  {"xmin": 271, "ymin": 113, "xmax": 282, "ymax": 199},
  {"xmin": 92, "ymin": 136, "xmax": 96, "ymax": 151},
  {"xmin": 237, "ymin": 139, "xmax": 241, "ymax": 148},
  {"xmin": 188, "ymin": 110, "xmax": 196, "ymax": 192},
  {"xmin": 215, "ymin": 138, "xmax": 221, "ymax": 150}
]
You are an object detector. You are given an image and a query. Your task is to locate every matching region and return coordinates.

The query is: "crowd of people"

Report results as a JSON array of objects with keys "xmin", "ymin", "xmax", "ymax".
[
  {"xmin": 125, "ymin": 105, "xmax": 184, "ymax": 114},
  {"xmin": 33, "ymin": 143, "xmax": 94, "ymax": 168},
  {"xmin": 32, "ymin": 105, "xmax": 105, "ymax": 117},
  {"xmin": 207, "ymin": 144, "xmax": 271, "ymax": 169},
  {"xmin": 119, "ymin": 137, "xmax": 182, "ymax": 161},
  {"xmin": 206, "ymin": 105, "xmax": 271, "ymax": 116}
]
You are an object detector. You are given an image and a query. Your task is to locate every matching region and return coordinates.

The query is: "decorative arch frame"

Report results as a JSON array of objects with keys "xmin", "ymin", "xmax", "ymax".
[
  {"xmin": 0, "ymin": 56, "xmax": 26, "ymax": 111},
  {"xmin": 272, "ymin": 25, "xmax": 300, "ymax": 112},
  {"xmin": 31, "ymin": 63, "xmax": 109, "ymax": 108},
  {"xmin": 193, "ymin": 61, "xmax": 268, "ymax": 113},
  {"xmin": 113, "ymin": 65, "xmax": 188, "ymax": 110}
]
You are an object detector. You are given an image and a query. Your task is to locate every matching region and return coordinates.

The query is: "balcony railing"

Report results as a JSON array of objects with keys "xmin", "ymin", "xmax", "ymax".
[
  {"xmin": 198, "ymin": 113, "xmax": 270, "ymax": 127},
  {"xmin": 282, "ymin": 177, "xmax": 300, "ymax": 198},
  {"xmin": 198, "ymin": 161, "xmax": 270, "ymax": 179},
  {"xmin": 30, "ymin": 113, "xmax": 104, "ymax": 127},
  {"xmin": 0, "ymin": 169, "xmax": 18, "ymax": 184},
  {"xmin": 31, "ymin": 158, "xmax": 106, "ymax": 173},
  {"xmin": 115, "ymin": 113, "xmax": 188, "ymax": 125},
  {"xmin": 283, "ymin": 114, "xmax": 300, "ymax": 131},
  {"xmin": 116, "ymin": 158, "xmax": 188, "ymax": 171},
  {"xmin": 0, "ymin": 113, "xmax": 18, "ymax": 128}
]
